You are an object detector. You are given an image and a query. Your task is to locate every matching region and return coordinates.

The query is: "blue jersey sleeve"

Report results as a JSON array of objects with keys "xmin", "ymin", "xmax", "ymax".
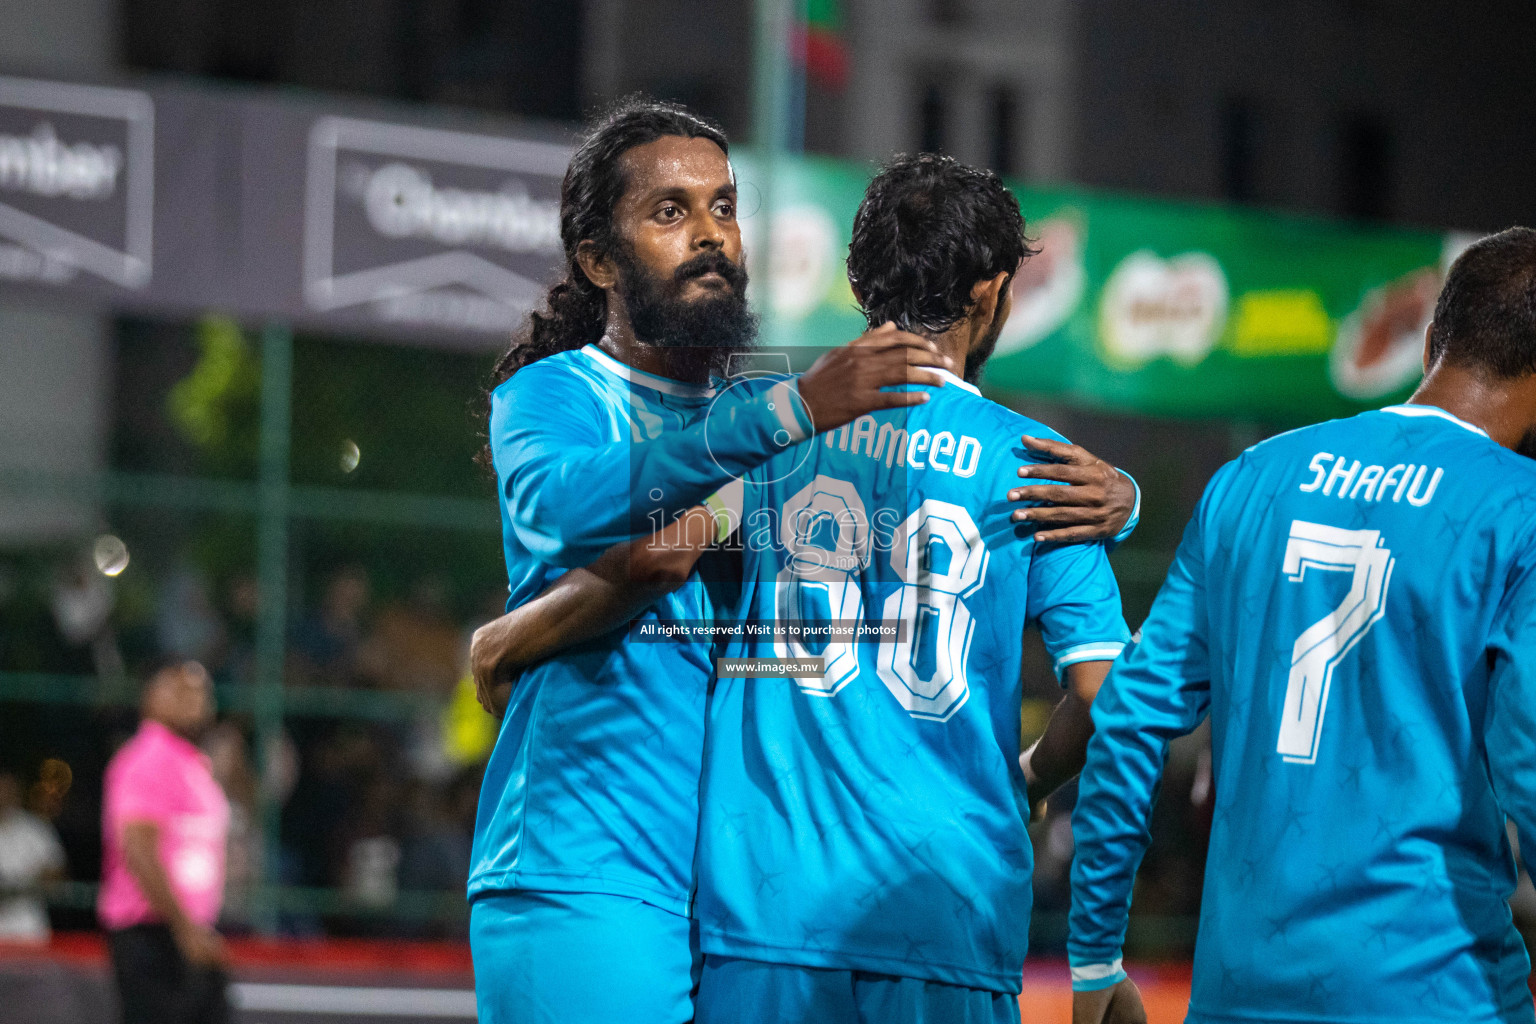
[
  {"xmin": 1026, "ymin": 537, "xmax": 1131, "ymax": 683},
  {"xmin": 1066, "ymin": 461, "xmax": 1229, "ymax": 990},
  {"xmin": 1111, "ymin": 469, "xmax": 1142, "ymax": 548},
  {"xmin": 490, "ymin": 365, "xmax": 809, "ymax": 567},
  {"xmin": 1484, "ymin": 528, "xmax": 1536, "ymax": 846}
]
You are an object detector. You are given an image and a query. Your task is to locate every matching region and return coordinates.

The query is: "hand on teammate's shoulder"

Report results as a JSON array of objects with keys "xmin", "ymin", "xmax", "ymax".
[
  {"xmin": 796, "ymin": 323, "xmax": 956, "ymax": 432},
  {"xmin": 1008, "ymin": 434, "xmax": 1136, "ymax": 544}
]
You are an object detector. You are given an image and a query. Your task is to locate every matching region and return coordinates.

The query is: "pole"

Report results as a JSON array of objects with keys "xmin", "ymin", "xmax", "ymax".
[
  {"xmin": 752, "ymin": 0, "xmax": 799, "ymax": 348},
  {"xmin": 253, "ymin": 322, "xmax": 293, "ymax": 934}
]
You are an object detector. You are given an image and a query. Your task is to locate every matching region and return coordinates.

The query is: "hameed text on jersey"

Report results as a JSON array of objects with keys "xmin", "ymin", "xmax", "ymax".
[{"xmin": 696, "ymin": 368, "xmax": 1132, "ymax": 994}]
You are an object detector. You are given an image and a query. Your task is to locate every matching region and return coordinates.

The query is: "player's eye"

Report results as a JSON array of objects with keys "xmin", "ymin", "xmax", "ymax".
[
  {"xmin": 656, "ymin": 203, "xmax": 682, "ymax": 222},
  {"xmin": 713, "ymin": 199, "xmax": 735, "ymax": 220}
]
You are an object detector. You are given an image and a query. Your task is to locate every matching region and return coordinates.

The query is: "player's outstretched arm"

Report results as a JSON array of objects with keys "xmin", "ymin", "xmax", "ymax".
[
  {"xmin": 1068, "ymin": 502, "xmax": 1218, "ymax": 1003},
  {"xmin": 1009, "ymin": 435, "xmax": 1140, "ymax": 545},
  {"xmin": 471, "ymin": 505, "xmax": 720, "ymax": 717},
  {"xmin": 496, "ymin": 326, "xmax": 952, "ymax": 567},
  {"xmin": 1021, "ymin": 659, "xmax": 1112, "ymax": 807},
  {"xmin": 1073, "ymin": 977, "xmax": 1147, "ymax": 1024}
]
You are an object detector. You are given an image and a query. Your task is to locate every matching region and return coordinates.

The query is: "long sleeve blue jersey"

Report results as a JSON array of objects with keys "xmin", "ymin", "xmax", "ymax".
[
  {"xmin": 469, "ymin": 344, "xmax": 808, "ymax": 913},
  {"xmin": 1069, "ymin": 404, "xmax": 1536, "ymax": 1024},
  {"xmin": 697, "ymin": 370, "xmax": 1132, "ymax": 994}
]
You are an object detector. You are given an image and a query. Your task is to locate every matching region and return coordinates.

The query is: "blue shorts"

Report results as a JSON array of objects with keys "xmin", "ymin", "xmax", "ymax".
[
  {"xmin": 470, "ymin": 890, "xmax": 699, "ymax": 1024},
  {"xmin": 695, "ymin": 955, "xmax": 1020, "ymax": 1024}
]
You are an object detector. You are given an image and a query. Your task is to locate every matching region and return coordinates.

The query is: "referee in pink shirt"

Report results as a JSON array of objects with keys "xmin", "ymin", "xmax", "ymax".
[{"xmin": 99, "ymin": 660, "xmax": 231, "ymax": 1024}]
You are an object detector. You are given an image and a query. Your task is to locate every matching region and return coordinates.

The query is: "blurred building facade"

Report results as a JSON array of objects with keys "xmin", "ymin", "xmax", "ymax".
[
  {"xmin": 4, "ymin": 0, "xmax": 1514, "ymax": 233},
  {"xmin": 2, "ymin": 0, "xmax": 1533, "ymax": 947},
  {"xmin": 837, "ymin": 0, "xmax": 1536, "ymax": 232},
  {"xmin": 0, "ymin": 0, "xmax": 116, "ymax": 543}
]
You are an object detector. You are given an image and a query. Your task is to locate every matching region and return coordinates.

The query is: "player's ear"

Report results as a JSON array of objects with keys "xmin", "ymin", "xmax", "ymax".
[
  {"xmin": 576, "ymin": 240, "xmax": 618, "ymax": 292},
  {"xmin": 1422, "ymin": 320, "xmax": 1435, "ymax": 375},
  {"xmin": 971, "ymin": 271, "xmax": 1010, "ymax": 323}
]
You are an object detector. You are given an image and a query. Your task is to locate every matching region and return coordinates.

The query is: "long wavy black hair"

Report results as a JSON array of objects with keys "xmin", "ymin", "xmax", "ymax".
[
  {"xmin": 491, "ymin": 99, "xmax": 729, "ymax": 384},
  {"xmin": 476, "ymin": 98, "xmax": 728, "ymax": 470}
]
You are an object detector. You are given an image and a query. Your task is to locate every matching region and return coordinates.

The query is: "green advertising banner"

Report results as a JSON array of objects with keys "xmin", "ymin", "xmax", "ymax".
[{"xmin": 733, "ymin": 152, "xmax": 1462, "ymax": 425}]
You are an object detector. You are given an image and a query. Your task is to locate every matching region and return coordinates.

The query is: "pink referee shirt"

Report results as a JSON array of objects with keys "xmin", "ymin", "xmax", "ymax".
[{"xmin": 98, "ymin": 720, "xmax": 230, "ymax": 930}]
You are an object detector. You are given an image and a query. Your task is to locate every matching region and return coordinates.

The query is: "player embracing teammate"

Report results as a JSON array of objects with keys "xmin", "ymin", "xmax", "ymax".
[
  {"xmin": 469, "ymin": 99, "xmax": 1140, "ymax": 1024},
  {"xmin": 467, "ymin": 99, "xmax": 970, "ymax": 1023}
]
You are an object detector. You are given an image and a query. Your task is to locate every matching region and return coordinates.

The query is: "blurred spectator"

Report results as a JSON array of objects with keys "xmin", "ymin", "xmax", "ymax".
[
  {"xmin": 219, "ymin": 574, "xmax": 260, "ymax": 686},
  {"xmin": 0, "ymin": 770, "xmax": 65, "ymax": 943},
  {"xmin": 204, "ymin": 722, "xmax": 260, "ymax": 928},
  {"xmin": 50, "ymin": 555, "xmax": 124, "ymax": 684},
  {"xmin": 282, "ymin": 725, "xmax": 385, "ymax": 889},
  {"xmin": 360, "ymin": 576, "xmax": 460, "ymax": 694},
  {"xmin": 156, "ymin": 567, "xmax": 226, "ymax": 668},
  {"xmin": 290, "ymin": 566, "xmax": 369, "ymax": 688},
  {"xmin": 99, "ymin": 661, "xmax": 230, "ymax": 1024},
  {"xmin": 340, "ymin": 778, "xmax": 404, "ymax": 911},
  {"xmin": 399, "ymin": 773, "xmax": 477, "ymax": 893}
]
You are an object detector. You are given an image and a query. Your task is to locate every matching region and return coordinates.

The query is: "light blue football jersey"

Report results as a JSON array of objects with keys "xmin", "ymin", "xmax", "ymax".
[
  {"xmin": 1070, "ymin": 404, "xmax": 1536, "ymax": 1024},
  {"xmin": 696, "ymin": 370, "xmax": 1132, "ymax": 993},
  {"xmin": 470, "ymin": 344, "xmax": 808, "ymax": 914}
]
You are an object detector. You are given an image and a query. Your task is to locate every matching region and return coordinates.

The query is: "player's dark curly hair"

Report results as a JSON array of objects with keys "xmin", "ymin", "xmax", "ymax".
[
  {"xmin": 476, "ymin": 98, "xmax": 729, "ymax": 469},
  {"xmin": 847, "ymin": 153, "xmax": 1037, "ymax": 335},
  {"xmin": 1427, "ymin": 226, "xmax": 1536, "ymax": 379}
]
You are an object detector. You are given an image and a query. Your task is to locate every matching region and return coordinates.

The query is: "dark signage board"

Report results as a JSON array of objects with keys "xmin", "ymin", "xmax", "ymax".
[
  {"xmin": 0, "ymin": 76, "xmax": 155, "ymax": 293},
  {"xmin": 302, "ymin": 114, "xmax": 567, "ymax": 338},
  {"xmin": 0, "ymin": 74, "xmax": 572, "ymax": 350}
]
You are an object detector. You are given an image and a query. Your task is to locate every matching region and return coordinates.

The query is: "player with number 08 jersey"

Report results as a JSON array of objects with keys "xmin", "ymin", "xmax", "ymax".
[
  {"xmin": 473, "ymin": 144, "xmax": 1148, "ymax": 1024},
  {"xmin": 692, "ymin": 155, "xmax": 1135, "ymax": 1023}
]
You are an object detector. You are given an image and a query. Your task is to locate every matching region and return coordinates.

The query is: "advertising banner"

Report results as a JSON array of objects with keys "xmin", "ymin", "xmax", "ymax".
[
  {"xmin": 235, "ymin": 96, "xmax": 571, "ymax": 345},
  {"xmin": 0, "ymin": 76, "xmax": 155, "ymax": 292},
  {"xmin": 733, "ymin": 153, "xmax": 1458, "ymax": 424},
  {"xmin": 0, "ymin": 75, "xmax": 1466, "ymax": 421}
]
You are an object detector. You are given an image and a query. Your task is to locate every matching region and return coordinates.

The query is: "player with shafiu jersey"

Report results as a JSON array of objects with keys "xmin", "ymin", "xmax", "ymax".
[{"xmin": 1070, "ymin": 227, "xmax": 1536, "ymax": 1024}]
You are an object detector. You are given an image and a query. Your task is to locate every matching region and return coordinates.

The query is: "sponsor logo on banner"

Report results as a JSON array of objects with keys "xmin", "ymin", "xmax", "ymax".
[
  {"xmin": 304, "ymin": 117, "xmax": 570, "ymax": 334},
  {"xmin": 1099, "ymin": 250, "xmax": 1228, "ymax": 367},
  {"xmin": 0, "ymin": 77, "xmax": 154, "ymax": 289},
  {"xmin": 741, "ymin": 202, "xmax": 839, "ymax": 321},
  {"xmin": 1329, "ymin": 233, "xmax": 1476, "ymax": 400},
  {"xmin": 997, "ymin": 215, "xmax": 1086, "ymax": 355},
  {"xmin": 767, "ymin": 204, "xmax": 837, "ymax": 319}
]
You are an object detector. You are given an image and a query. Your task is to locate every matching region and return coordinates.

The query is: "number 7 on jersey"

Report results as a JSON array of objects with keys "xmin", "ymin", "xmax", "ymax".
[{"xmin": 1278, "ymin": 520, "xmax": 1396, "ymax": 765}]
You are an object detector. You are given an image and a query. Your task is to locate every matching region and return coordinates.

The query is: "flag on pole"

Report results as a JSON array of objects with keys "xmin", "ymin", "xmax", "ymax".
[{"xmin": 796, "ymin": 0, "xmax": 849, "ymax": 90}]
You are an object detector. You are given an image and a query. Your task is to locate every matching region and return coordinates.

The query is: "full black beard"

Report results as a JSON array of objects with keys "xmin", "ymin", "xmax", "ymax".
[
  {"xmin": 613, "ymin": 244, "xmax": 758, "ymax": 383},
  {"xmin": 963, "ymin": 300, "xmax": 1009, "ymax": 384},
  {"xmin": 1516, "ymin": 425, "xmax": 1536, "ymax": 461}
]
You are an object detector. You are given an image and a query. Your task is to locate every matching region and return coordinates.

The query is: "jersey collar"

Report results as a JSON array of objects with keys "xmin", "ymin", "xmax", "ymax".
[
  {"xmin": 935, "ymin": 368, "xmax": 981, "ymax": 395},
  {"xmin": 1380, "ymin": 403, "xmax": 1489, "ymax": 438},
  {"xmin": 580, "ymin": 342, "xmax": 717, "ymax": 398}
]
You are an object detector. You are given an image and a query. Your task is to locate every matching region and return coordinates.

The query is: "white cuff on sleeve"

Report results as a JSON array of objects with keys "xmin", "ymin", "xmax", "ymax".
[
  {"xmin": 1071, "ymin": 958, "xmax": 1127, "ymax": 992},
  {"xmin": 1052, "ymin": 641, "xmax": 1127, "ymax": 681}
]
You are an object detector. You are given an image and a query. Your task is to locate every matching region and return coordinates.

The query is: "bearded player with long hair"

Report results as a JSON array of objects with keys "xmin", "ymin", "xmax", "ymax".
[
  {"xmin": 470, "ymin": 100, "xmax": 1142, "ymax": 1023},
  {"xmin": 468, "ymin": 98, "xmax": 959, "ymax": 1024}
]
